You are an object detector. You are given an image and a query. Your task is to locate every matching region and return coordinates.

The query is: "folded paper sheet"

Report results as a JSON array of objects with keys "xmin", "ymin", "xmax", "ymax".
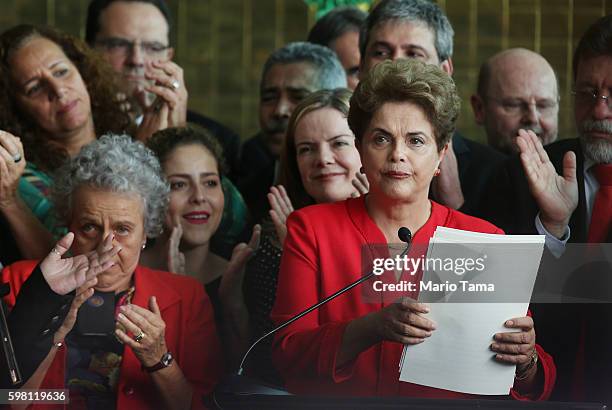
[{"xmin": 398, "ymin": 227, "xmax": 545, "ymax": 395}]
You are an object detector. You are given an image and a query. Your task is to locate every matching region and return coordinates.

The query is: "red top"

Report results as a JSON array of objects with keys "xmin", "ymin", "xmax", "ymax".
[
  {"xmin": 2, "ymin": 261, "xmax": 223, "ymax": 410},
  {"xmin": 271, "ymin": 197, "xmax": 555, "ymax": 400}
]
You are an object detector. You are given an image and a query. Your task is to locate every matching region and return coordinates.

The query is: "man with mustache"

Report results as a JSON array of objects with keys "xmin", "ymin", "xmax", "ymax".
[
  {"xmin": 471, "ymin": 48, "xmax": 559, "ymax": 155},
  {"xmin": 237, "ymin": 42, "xmax": 347, "ymax": 224},
  {"xmin": 481, "ymin": 15, "xmax": 612, "ymax": 403}
]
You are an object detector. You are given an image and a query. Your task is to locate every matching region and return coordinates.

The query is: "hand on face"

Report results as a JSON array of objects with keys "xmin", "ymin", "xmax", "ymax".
[
  {"xmin": 40, "ymin": 232, "xmax": 121, "ymax": 295},
  {"xmin": 0, "ymin": 131, "xmax": 26, "ymax": 209},
  {"xmin": 132, "ymin": 60, "xmax": 187, "ymax": 142},
  {"xmin": 144, "ymin": 61, "xmax": 188, "ymax": 127},
  {"xmin": 115, "ymin": 296, "xmax": 168, "ymax": 367},
  {"xmin": 517, "ymin": 129, "xmax": 578, "ymax": 238}
]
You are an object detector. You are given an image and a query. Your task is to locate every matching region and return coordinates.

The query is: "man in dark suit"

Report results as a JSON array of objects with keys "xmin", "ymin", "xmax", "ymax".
[
  {"xmin": 85, "ymin": 0, "xmax": 248, "ymax": 257},
  {"xmin": 480, "ymin": 15, "xmax": 612, "ymax": 403},
  {"xmin": 358, "ymin": 0, "xmax": 506, "ymax": 215},
  {"xmin": 85, "ymin": 0, "xmax": 241, "ymax": 178},
  {"xmin": 237, "ymin": 42, "xmax": 348, "ymax": 224},
  {"xmin": 470, "ymin": 48, "xmax": 559, "ymax": 156}
]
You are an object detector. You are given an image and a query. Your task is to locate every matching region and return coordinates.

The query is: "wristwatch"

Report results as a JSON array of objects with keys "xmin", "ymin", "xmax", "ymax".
[{"xmin": 142, "ymin": 351, "xmax": 174, "ymax": 373}]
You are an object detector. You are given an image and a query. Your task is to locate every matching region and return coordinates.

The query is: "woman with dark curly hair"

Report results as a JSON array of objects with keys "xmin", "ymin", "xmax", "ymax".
[{"xmin": 0, "ymin": 24, "xmax": 165, "ymax": 262}]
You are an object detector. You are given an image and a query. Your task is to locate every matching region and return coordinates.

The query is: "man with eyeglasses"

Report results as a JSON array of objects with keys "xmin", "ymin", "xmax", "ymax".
[
  {"xmin": 357, "ymin": 0, "xmax": 506, "ymax": 216},
  {"xmin": 85, "ymin": 0, "xmax": 241, "ymax": 178},
  {"xmin": 85, "ymin": 0, "xmax": 248, "ymax": 260},
  {"xmin": 480, "ymin": 15, "xmax": 612, "ymax": 403},
  {"xmin": 471, "ymin": 48, "xmax": 559, "ymax": 155}
]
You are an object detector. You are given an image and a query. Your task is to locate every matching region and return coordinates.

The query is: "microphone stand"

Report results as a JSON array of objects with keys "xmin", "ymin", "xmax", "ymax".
[
  {"xmin": 237, "ymin": 227, "xmax": 413, "ymax": 376},
  {"xmin": 0, "ymin": 282, "xmax": 21, "ymax": 385}
]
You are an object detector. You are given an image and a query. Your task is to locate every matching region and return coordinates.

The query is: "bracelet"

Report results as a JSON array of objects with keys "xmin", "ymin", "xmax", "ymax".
[{"xmin": 515, "ymin": 349, "xmax": 538, "ymax": 381}]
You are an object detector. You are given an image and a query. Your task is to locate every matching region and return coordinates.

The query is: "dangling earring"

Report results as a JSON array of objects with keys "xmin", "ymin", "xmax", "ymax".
[{"xmin": 434, "ymin": 168, "xmax": 441, "ymax": 177}]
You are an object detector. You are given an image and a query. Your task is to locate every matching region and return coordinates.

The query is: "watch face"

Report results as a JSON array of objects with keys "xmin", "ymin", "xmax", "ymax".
[{"xmin": 161, "ymin": 352, "xmax": 173, "ymax": 366}]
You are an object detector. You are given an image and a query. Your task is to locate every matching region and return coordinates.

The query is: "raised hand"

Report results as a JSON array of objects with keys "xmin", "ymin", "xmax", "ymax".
[
  {"xmin": 53, "ymin": 282, "xmax": 96, "ymax": 344},
  {"xmin": 218, "ymin": 225, "xmax": 261, "ymax": 306},
  {"xmin": 166, "ymin": 219, "xmax": 186, "ymax": 275},
  {"xmin": 430, "ymin": 141, "xmax": 464, "ymax": 209},
  {"xmin": 517, "ymin": 129, "xmax": 578, "ymax": 238},
  {"xmin": 144, "ymin": 60, "xmax": 188, "ymax": 128},
  {"xmin": 351, "ymin": 171, "xmax": 370, "ymax": 197},
  {"xmin": 0, "ymin": 130, "xmax": 26, "ymax": 209},
  {"xmin": 268, "ymin": 185, "xmax": 294, "ymax": 244},
  {"xmin": 40, "ymin": 232, "xmax": 120, "ymax": 295},
  {"xmin": 134, "ymin": 97, "xmax": 169, "ymax": 142},
  {"xmin": 115, "ymin": 296, "xmax": 168, "ymax": 367}
]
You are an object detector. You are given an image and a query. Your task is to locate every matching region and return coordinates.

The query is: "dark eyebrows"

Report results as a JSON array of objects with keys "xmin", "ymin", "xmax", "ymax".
[
  {"xmin": 296, "ymin": 134, "xmax": 352, "ymax": 146},
  {"xmin": 167, "ymin": 172, "xmax": 219, "ymax": 178},
  {"xmin": 371, "ymin": 41, "xmax": 392, "ymax": 50},
  {"xmin": 22, "ymin": 60, "xmax": 65, "ymax": 88}
]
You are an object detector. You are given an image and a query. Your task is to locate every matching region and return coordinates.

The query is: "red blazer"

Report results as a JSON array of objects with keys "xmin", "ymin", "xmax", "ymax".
[
  {"xmin": 271, "ymin": 197, "xmax": 555, "ymax": 400},
  {"xmin": 2, "ymin": 261, "xmax": 223, "ymax": 409}
]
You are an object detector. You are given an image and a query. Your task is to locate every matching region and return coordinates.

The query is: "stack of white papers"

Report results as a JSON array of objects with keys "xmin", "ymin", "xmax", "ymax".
[{"xmin": 398, "ymin": 227, "xmax": 545, "ymax": 395}]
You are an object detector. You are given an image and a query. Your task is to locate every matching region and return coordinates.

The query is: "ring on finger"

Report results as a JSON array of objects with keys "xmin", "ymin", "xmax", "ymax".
[
  {"xmin": 134, "ymin": 331, "xmax": 145, "ymax": 343},
  {"xmin": 170, "ymin": 79, "xmax": 180, "ymax": 90},
  {"xmin": 50, "ymin": 247, "xmax": 61, "ymax": 256},
  {"xmin": 12, "ymin": 153, "xmax": 22, "ymax": 163}
]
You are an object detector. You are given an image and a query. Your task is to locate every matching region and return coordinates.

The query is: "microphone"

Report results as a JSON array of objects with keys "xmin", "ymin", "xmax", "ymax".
[
  {"xmin": 0, "ymin": 283, "xmax": 21, "ymax": 386},
  {"xmin": 236, "ymin": 227, "xmax": 412, "ymax": 377}
]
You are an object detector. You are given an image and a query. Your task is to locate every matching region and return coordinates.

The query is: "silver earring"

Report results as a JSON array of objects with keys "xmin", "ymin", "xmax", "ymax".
[{"xmin": 142, "ymin": 243, "xmax": 146, "ymax": 249}]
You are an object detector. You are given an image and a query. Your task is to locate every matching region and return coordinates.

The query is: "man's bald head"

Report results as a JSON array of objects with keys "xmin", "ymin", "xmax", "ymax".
[{"xmin": 472, "ymin": 48, "xmax": 559, "ymax": 155}]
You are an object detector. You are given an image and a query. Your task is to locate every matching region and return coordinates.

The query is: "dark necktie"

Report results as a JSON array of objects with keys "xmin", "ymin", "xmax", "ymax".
[{"xmin": 587, "ymin": 163, "xmax": 612, "ymax": 243}]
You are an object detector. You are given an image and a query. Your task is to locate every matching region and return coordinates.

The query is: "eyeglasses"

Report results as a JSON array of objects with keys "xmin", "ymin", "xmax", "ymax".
[
  {"xmin": 95, "ymin": 37, "xmax": 170, "ymax": 57},
  {"xmin": 572, "ymin": 88, "xmax": 612, "ymax": 109},
  {"xmin": 486, "ymin": 96, "xmax": 559, "ymax": 117}
]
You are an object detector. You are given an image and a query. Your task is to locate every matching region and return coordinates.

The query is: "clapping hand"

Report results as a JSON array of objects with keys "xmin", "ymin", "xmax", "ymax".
[
  {"xmin": 351, "ymin": 172, "xmax": 370, "ymax": 197},
  {"xmin": 430, "ymin": 142, "xmax": 464, "ymax": 210},
  {"xmin": 218, "ymin": 225, "xmax": 261, "ymax": 307},
  {"xmin": 40, "ymin": 232, "xmax": 120, "ymax": 295},
  {"xmin": 0, "ymin": 130, "xmax": 26, "ymax": 209},
  {"xmin": 53, "ymin": 283, "xmax": 96, "ymax": 344},
  {"xmin": 166, "ymin": 216, "xmax": 186, "ymax": 275},
  {"xmin": 115, "ymin": 296, "xmax": 168, "ymax": 367},
  {"xmin": 144, "ymin": 61, "xmax": 188, "ymax": 128},
  {"xmin": 268, "ymin": 185, "xmax": 294, "ymax": 244},
  {"xmin": 517, "ymin": 129, "xmax": 578, "ymax": 238}
]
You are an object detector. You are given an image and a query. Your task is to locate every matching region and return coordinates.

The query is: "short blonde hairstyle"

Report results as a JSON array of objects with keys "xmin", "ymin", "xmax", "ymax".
[
  {"xmin": 279, "ymin": 88, "xmax": 352, "ymax": 209},
  {"xmin": 348, "ymin": 59, "xmax": 460, "ymax": 151}
]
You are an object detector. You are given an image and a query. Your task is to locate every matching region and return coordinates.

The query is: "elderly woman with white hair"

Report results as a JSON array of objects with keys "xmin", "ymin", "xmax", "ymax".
[{"xmin": 1, "ymin": 135, "xmax": 222, "ymax": 409}]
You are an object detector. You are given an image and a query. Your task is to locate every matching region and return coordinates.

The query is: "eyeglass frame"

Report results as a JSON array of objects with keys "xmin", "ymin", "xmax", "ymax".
[
  {"xmin": 94, "ymin": 37, "xmax": 171, "ymax": 57},
  {"xmin": 484, "ymin": 95, "xmax": 560, "ymax": 117},
  {"xmin": 571, "ymin": 87, "xmax": 612, "ymax": 108}
]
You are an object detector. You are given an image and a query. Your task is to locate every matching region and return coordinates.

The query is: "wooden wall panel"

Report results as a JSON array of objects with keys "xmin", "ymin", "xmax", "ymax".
[{"xmin": 0, "ymin": 0, "xmax": 610, "ymax": 143}]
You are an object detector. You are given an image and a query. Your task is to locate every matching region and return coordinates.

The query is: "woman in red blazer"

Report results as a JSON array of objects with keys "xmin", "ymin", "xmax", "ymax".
[{"xmin": 270, "ymin": 59, "xmax": 555, "ymax": 400}]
